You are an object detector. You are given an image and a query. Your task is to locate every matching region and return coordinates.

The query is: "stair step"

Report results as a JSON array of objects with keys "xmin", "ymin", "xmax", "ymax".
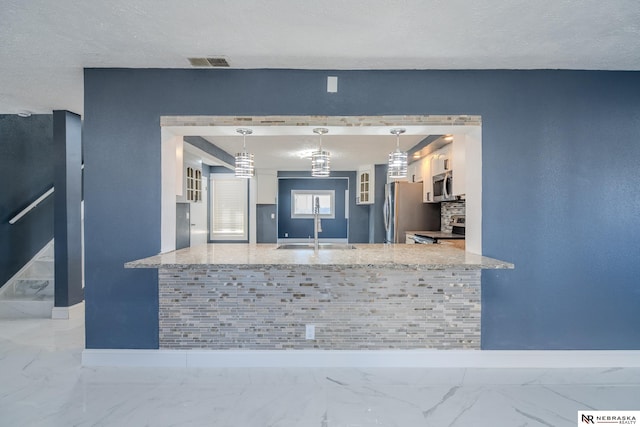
[
  {"xmin": 0, "ymin": 239, "xmax": 56, "ymax": 318},
  {"xmin": 21, "ymin": 261, "xmax": 54, "ymax": 279},
  {"xmin": 42, "ymin": 244, "xmax": 54, "ymax": 257},
  {"xmin": 1, "ymin": 279, "xmax": 54, "ymax": 300}
]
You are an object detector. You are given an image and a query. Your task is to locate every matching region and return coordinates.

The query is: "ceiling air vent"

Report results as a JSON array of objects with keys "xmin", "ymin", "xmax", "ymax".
[{"xmin": 188, "ymin": 57, "xmax": 230, "ymax": 67}]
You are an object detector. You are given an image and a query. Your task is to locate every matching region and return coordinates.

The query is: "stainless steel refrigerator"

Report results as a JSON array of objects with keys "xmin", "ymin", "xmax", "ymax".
[{"xmin": 383, "ymin": 181, "xmax": 440, "ymax": 243}]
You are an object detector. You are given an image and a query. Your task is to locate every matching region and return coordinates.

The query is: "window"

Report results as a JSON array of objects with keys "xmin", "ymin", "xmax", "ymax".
[
  {"xmin": 210, "ymin": 175, "xmax": 248, "ymax": 240},
  {"xmin": 291, "ymin": 190, "xmax": 335, "ymax": 219},
  {"xmin": 186, "ymin": 167, "xmax": 202, "ymax": 202}
]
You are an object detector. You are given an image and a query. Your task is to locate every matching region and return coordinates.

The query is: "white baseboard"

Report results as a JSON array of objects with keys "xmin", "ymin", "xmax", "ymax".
[
  {"xmin": 51, "ymin": 301, "xmax": 84, "ymax": 320},
  {"xmin": 82, "ymin": 349, "xmax": 640, "ymax": 369}
]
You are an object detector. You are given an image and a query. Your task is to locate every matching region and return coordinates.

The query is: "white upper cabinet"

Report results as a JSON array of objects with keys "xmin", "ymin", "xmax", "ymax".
[
  {"xmin": 408, "ymin": 159, "xmax": 424, "ymax": 183},
  {"xmin": 422, "ymin": 134, "xmax": 467, "ymax": 202},
  {"xmin": 451, "ymin": 134, "xmax": 466, "ymax": 197},
  {"xmin": 422, "ymin": 155, "xmax": 434, "ymax": 203},
  {"xmin": 431, "ymin": 144, "xmax": 452, "ymax": 176},
  {"xmin": 357, "ymin": 165, "xmax": 375, "ymax": 205},
  {"xmin": 256, "ymin": 169, "xmax": 278, "ymax": 204},
  {"xmin": 185, "ymin": 166, "xmax": 203, "ymax": 202},
  {"xmin": 407, "ymin": 162, "xmax": 416, "ymax": 182}
]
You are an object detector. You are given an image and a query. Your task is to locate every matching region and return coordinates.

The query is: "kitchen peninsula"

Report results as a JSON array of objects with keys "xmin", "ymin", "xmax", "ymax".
[{"xmin": 126, "ymin": 244, "xmax": 513, "ymax": 351}]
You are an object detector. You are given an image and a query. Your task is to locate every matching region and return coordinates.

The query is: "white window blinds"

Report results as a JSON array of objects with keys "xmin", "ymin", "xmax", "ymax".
[{"xmin": 210, "ymin": 176, "xmax": 248, "ymax": 240}]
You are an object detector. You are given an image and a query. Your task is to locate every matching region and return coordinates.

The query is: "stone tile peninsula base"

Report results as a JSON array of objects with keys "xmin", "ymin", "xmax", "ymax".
[
  {"xmin": 126, "ymin": 243, "xmax": 514, "ymax": 352},
  {"xmin": 160, "ymin": 266, "xmax": 480, "ymax": 350}
]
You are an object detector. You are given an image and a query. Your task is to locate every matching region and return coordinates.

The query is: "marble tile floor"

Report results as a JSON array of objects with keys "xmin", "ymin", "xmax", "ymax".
[{"xmin": 1, "ymin": 312, "xmax": 639, "ymax": 427}]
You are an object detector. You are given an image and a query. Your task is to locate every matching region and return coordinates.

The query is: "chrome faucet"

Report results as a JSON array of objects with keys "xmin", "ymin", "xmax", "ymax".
[{"xmin": 314, "ymin": 196, "xmax": 322, "ymax": 250}]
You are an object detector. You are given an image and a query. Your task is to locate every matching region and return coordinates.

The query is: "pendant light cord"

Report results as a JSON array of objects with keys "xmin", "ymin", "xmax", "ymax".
[
  {"xmin": 313, "ymin": 128, "xmax": 329, "ymax": 151},
  {"xmin": 391, "ymin": 128, "xmax": 405, "ymax": 150},
  {"xmin": 237, "ymin": 128, "xmax": 252, "ymax": 151}
]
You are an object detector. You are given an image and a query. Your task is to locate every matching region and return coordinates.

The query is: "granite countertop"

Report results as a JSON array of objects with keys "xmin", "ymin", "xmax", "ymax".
[
  {"xmin": 125, "ymin": 243, "xmax": 513, "ymax": 270},
  {"xmin": 406, "ymin": 230, "xmax": 466, "ymax": 240}
]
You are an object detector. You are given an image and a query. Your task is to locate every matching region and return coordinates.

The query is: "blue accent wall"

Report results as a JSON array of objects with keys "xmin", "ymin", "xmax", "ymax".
[
  {"xmin": 277, "ymin": 171, "xmax": 369, "ymax": 243},
  {"xmin": 84, "ymin": 68, "xmax": 640, "ymax": 350},
  {"xmin": 277, "ymin": 177, "xmax": 348, "ymax": 239},
  {"xmin": 0, "ymin": 115, "xmax": 54, "ymax": 289}
]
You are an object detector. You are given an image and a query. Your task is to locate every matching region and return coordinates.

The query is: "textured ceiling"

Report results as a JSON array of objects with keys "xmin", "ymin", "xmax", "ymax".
[{"xmin": 1, "ymin": 0, "xmax": 639, "ymax": 115}]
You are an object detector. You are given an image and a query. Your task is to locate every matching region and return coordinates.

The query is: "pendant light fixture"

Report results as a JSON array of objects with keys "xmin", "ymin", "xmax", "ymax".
[
  {"xmin": 235, "ymin": 128, "xmax": 254, "ymax": 178},
  {"xmin": 311, "ymin": 128, "xmax": 330, "ymax": 177},
  {"xmin": 388, "ymin": 128, "xmax": 408, "ymax": 179}
]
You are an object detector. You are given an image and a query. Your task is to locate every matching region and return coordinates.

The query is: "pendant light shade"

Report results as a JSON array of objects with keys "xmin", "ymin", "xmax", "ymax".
[
  {"xmin": 388, "ymin": 128, "xmax": 407, "ymax": 179},
  {"xmin": 235, "ymin": 128, "xmax": 254, "ymax": 178},
  {"xmin": 311, "ymin": 128, "xmax": 330, "ymax": 177}
]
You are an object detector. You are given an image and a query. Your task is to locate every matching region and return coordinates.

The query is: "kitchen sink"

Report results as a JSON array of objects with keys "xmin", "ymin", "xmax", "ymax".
[{"xmin": 277, "ymin": 243, "xmax": 357, "ymax": 250}]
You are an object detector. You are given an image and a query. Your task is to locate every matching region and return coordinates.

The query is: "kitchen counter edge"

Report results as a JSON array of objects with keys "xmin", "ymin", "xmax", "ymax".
[{"xmin": 125, "ymin": 244, "xmax": 514, "ymax": 270}]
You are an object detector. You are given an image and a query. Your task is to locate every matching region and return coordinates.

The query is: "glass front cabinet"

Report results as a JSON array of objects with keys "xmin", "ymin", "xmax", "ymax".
[
  {"xmin": 356, "ymin": 165, "xmax": 375, "ymax": 205},
  {"xmin": 186, "ymin": 166, "xmax": 202, "ymax": 202}
]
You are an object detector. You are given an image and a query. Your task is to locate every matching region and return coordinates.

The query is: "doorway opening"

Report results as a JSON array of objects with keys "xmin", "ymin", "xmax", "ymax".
[{"xmin": 160, "ymin": 115, "xmax": 483, "ymax": 253}]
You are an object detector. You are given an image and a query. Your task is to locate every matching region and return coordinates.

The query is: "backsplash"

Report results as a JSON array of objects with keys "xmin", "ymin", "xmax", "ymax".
[{"xmin": 441, "ymin": 200, "xmax": 466, "ymax": 232}]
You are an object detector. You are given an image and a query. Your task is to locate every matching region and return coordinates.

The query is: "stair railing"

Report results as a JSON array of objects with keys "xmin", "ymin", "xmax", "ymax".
[{"xmin": 9, "ymin": 186, "xmax": 54, "ymax": 225}]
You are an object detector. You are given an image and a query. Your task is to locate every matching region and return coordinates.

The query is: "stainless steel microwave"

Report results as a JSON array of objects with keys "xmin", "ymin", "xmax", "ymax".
[{"xmin": 433, "ymin": 171, "xmax": 454, "ymax": 202}]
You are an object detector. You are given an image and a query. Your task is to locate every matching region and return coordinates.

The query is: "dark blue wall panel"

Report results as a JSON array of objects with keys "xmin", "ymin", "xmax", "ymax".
[
  {"xmin": 84, "ymin": 68, "xmax": 640, "ymax": 349},
  {"xmin": 0, "ymin": 115, "xmax": 54, "ymax": 289},
  {"xmin": 369, "ymin": 164, "xmax": 388, "ymax": 243},
  {"xmin": 346, "ymin": 170, "xmax": 370, "ymax": 244},
  {"xmin": 53, "ymin": 110, "xmax": 84, "ymax": 307},
  {"xmin": 277, "ymin": 178, "xmax": 348, "ymax": 239},
  {"xmin": 256, "ymin": 204, "xmax": 277, "ymax": 243}
]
